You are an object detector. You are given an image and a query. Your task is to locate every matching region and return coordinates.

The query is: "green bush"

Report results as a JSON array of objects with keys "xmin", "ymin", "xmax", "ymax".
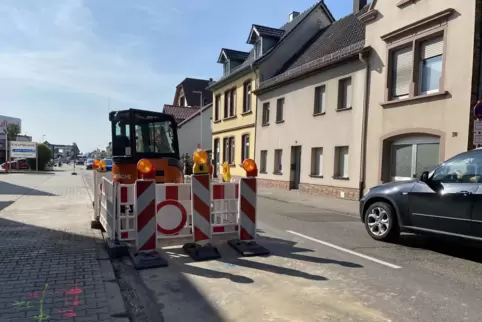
[{"xmin": 26, "ymin": 144, "xmax": 53, "ymax": 171}]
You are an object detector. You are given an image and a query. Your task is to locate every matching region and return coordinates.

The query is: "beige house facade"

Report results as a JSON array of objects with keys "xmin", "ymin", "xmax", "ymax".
[
  {"xmin": 362, "ymin": 0, "xmax": 482, "ymax": 190},
  {"xmin": 254, "ymin": 4, "xmax": 370, "ymax": 200}
]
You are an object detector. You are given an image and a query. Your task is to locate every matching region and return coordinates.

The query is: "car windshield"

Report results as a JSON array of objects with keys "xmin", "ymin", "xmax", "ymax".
[
  {"xmin": 104, "ymin": 159, "xmax": 113, "ymax": 165},
  {"xmin": 86, "ymin": 159, "xmax": 93, "ymax": 163}
]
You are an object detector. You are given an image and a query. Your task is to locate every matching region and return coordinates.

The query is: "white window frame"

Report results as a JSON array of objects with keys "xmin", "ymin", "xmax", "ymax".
[
  {"xmin": 314, "ymin": 85, "xmax": 326, "ymax": 114},
  {"xmin": 260, "ymin": 150, "xmax": 267, "ymax": 173},
  {"xmin": 390, "ymin": 136, "xmax": 440, "ymax": 181},
  {"xmin": 311, "ymin": 147, "xmax": 323, "ymax": 176},
  {"xmin": 334, "ymin": 146, "xmax": 349, "ymax": 178},
  {"xmin": 418, "ymin": 36, "xmax": 444, "ymax": 95},
  {"xmin": 274, "ymin": 149, "xmax": 282, "ymax": 174}
]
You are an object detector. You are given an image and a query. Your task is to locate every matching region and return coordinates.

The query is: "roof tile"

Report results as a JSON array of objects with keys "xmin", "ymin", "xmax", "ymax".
[{"xmin": 163, "ymin": 105, "xmax": 200, "ymax": 124}]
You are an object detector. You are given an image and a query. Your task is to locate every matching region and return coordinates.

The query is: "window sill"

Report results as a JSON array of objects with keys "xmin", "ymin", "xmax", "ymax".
[
  {"xmin": 223, "ymin": 116, "xmax": 237, "ymax": 121},
  {"xmin": 313, "ymin": 112, "xmax": 326, "ymax": 117},
  {"xmin": 229, "ymin": 163, "xmax": 236, "ymax": 168},
  {"xmin": 275, "ymin": 120, "xmax": 285, "ymax": 124},
  {"xmin": 336, "ymin": 107, "xmax": 352, "ymax": 113},
  {"xmin": 273, "ymin": 172, "xmax": 283, "ymax": 176},
  {"xmin": 261, "ymin": 123, "xmax": 270, "ymax": 127},
  {"xmin": 396, "ymin": 0, "xmax": 415, "ymax": 8},
  {"xmin": 260, "ymin": 171, "xmax": 268, "ymax": 174},
  {"xmin": 381, "ymin": 91, "xmax": 449, "ymax": 107},
  {"xmin": 333, "ymin": 176, "xmax": 349, "ymax": 180},
  {"xmin": 213, "ymin": 119, "xmax": 221, "ymax": 124},
  {"xmin": 309, "ymin": 174, "xmax": 323, "ymax": 178},
  {"xmin": 241, "ymin": 110, "xmax": 252, "ymax": 116}
]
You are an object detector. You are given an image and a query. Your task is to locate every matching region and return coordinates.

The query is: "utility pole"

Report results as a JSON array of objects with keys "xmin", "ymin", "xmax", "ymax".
[{"xmin": 193, "ymin": 91, "xmax": 203, "ymax": 149}]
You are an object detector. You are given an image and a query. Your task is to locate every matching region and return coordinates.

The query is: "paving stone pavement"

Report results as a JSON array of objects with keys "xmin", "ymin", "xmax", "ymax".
[{"xmin": 0, "ymin": 171, "xmax": 128, "ymax": 322}]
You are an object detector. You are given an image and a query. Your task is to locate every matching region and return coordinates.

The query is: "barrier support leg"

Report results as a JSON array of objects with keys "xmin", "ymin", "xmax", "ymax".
[
  {"xmin": 228, "ymin": 177, "xmax": 269, "ymax": 256},
  {"xmin": 129, "ymin": 180, "xmax": 167, "ymax": 269},
  {"xmin": 183, "ymin": 174, "xmax": 221, "ymax": 261}
]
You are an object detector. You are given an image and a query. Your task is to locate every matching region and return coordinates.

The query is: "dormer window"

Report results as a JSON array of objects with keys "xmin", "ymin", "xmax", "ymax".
[
  {"xmin": 217, "ymin": 48, "xmax": 249, "ymax": 77},
  {"xmin": 255, "ymin": 40, "xmax": 262, "ymax": 59},
  {"xmin": 179, "ymin": 96, "xmax": 185, "ymax": 106}
]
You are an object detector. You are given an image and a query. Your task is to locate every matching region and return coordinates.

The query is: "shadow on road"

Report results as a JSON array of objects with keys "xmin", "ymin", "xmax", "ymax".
[
  {"xmin": 394, "ymin": 234, "xmax": 482, "ymax": 263},
  {"xmin": 161, "ymin": 231, "xmax": 363, "ymax": 284},
  {"xmin": 0, "ymin": 216, "xmax": 224, "ymax": 322},
  {"xmin": 0, "ymin": 181, "xmax": 56, "ymax": 196}
]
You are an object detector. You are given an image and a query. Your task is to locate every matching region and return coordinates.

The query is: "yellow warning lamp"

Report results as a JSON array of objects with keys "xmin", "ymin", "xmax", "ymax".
[
  {"xmin": 99, "ymin": 160, "xmax": 107, "ymax": 172},
  {"xmin": 222, "ymin": 162, "xmax": 231, "ymax": 182},
  {"xmin": 137, "ymin": 158, "xmax": 155, "ymax": 179},
  {"xmin": 192, "ymin": 149, "xmax": 209, "ymax": 174},
  {"xmin": 242, "ymin": 158, "xmax": 258, "ymax": 177}
]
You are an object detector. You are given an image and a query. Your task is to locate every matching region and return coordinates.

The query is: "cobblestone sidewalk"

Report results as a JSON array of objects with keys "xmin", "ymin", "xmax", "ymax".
[{"xmin": 0, "ymin": 172, "xmax": 127, "ymax": 322}]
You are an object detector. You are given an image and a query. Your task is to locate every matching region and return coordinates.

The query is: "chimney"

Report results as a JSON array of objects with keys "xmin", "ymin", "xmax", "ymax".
[
  {"xmin": 289, "ymin": 11, "xmax": 300, "ymax": 22},
  {"xmin": 353, "ymin": 0, "xmax": 367, "ymax": 13}
]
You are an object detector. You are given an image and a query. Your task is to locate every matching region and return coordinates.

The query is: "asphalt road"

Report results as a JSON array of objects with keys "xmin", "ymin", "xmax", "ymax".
[{"xmin": 83, "ymin": 169, "xmax": 482, "ymax": 321}]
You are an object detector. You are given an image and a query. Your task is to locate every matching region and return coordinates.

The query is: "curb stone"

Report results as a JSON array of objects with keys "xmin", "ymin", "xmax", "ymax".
[{"xmin": 91, "ymin": 229, "xmax": 129, "ymax": 319}]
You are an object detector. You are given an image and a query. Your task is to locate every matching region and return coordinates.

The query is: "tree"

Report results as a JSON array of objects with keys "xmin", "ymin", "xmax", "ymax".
[
  {"xmin": 3, "ymin": 123, "xmax": 20, "ymax": 141},
  {"xmin": 72, "ymin": 142, "xmax": 80, "ymax": 160},
  {"xmin": 26, "ymin": 144, "xmax": 53, "ymax": 171}
]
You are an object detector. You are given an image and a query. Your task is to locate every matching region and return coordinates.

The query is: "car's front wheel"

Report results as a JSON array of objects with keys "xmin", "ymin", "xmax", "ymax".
[{"xmin": 364, "ymin": 202, "xmax": 399, "ymax": 242}]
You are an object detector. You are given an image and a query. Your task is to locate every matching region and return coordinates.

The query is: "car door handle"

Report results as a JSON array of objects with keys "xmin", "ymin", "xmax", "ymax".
[{"xmin": 456, "ymin": 191, "xmax": 473, "ymax": 195}]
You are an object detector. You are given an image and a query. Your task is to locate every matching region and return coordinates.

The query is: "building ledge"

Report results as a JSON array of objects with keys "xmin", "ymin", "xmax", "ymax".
[{"xmin": 380, "ymin": 91, "xmax": 449, "ymax": 108}]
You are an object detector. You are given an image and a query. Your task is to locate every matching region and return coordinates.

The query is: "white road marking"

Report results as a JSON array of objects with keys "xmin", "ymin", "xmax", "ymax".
[{"xmin": 286, "ymin": 230, "xmax": 402, "ymax": 269}]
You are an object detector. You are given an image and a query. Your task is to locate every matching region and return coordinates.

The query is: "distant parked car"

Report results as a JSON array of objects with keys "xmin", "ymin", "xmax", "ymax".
[
  {"xmin": 85, "ymin": 159, "xmax": 94, "ymax": 170},
  {"xmin": 0, "ymin": 159, "xmax": 30, "ymax": 171},
  {"xmin": 103, "ymin": 158, "xmax": 113, "ymax": 172},
  {"xmin": 76, "ymin": 159, "xmax": 85, "ymax": 165}
]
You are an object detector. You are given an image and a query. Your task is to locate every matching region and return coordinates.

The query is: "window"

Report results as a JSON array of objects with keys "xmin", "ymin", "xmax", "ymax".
[
  {"xmin": 391, "ymin": 46, "xmax": 413, "ymax": 99},
  {"xmin": 311, "ymin": 148, "xmax": 323, "ymax": 176},
  {"xmin": 390, "ymin": 138, "xmax": 440, "ymax": 181},
  {"xmin": 274, "ymin": 149, "xmax": 282, "ymax": 174},
  {"xmin": 431, "ymin": 152, "xmax": 482, "ymax": 184},
  {"xmin": 229, "ymin": 137, "xmax": 235, "ymax": 164},
  {"xmin": 276, "ymin": 98, "xmax": 284, "ymax": 123},
  {"xmin": 241, "ymin": 134, "xmax": 250, "ymax": 161},
  {"xmin": 260, "ymin": 150, "xmax": 267, "ymax": 173},
  {"xmin": 255, "ymin": 40, "xmax": 262, "ymax": 58},
  {"xmin": 224, "ymin": 89, "xmax": 236, "ymax": 118},
  {"xmin": 179, "ymin": 96, "xmax": 185, "ymax": 106},
  {"xmin": 338, "ymin": 77, "xmax": 352, "ymax": 110},
  {"xmin": 314, "ymin": 85, "xmax": 326, "ymax": 114},
  {"xmin": 334, "ymin": 146, "xmax": 349, "ymax": 178},
  {"xmin": 262, "ymin": 102, "xmax": 270, "ymax": 125},
  {"xmin": 388, "ymin": 33, "xmax": 444, "ymax": 101},
  {"xmin": 223, "ymin": 62, "xmax": 230, "ymax": 76},
  {"xmin": 243, "ymin": 81, "xmax": 252, "ymax": 113},
  {"xmin": 223, "ymin": 137, "xmax": 235, "ymax": 164},
  {"xmin": 420, "ymin": 36, "xmax": 443, "ymax": 94},
  {"xmin": 214, "ymin": 95, "xmax": 221, "ymax": 121},
  {"xmin": 134, "ymin": 119, "xmax": 176, "ymax": 154},
  {"xmin": 223, "ymin": 138, "xmax": 229, "ymax": 162}
]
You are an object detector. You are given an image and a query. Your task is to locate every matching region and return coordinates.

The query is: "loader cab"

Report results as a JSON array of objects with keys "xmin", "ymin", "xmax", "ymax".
[{"xmin": 109, "ymin": 109, "xmax": 183, "ymax": 184}]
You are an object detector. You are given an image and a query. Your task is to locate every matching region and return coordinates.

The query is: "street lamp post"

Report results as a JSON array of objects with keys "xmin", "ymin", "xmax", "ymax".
[{"xmin": 193, "ymin": 91, "xmax": 203, "ymax": 149}]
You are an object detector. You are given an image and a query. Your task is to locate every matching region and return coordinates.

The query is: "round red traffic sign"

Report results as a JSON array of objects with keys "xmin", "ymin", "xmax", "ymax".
[
  {"xmin": 474, "ymin": 100, "xmax": 482, "ymax": 119},
  {"xmin": 156, "ymin": 200, "xmax": 187, "ymax": 235}
]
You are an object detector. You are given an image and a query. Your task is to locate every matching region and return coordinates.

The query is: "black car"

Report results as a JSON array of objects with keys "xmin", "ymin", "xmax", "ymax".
[{"xmin": 360, "ymin": 148, "xmax": 482, "ymax": 242}]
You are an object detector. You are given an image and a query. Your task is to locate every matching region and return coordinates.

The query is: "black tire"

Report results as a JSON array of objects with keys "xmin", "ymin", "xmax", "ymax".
[{"xmin": 364, "ymin": 201, "xmax": 400, "ymax": 242}]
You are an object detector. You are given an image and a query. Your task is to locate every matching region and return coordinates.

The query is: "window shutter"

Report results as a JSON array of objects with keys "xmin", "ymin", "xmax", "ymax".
[
  {"xmin": 421, "ymin": 36, "xmax": 443, "ymax": 59},
  {"xmin": 392, "ymin": 47, "xmax": 413, "ymax": 97}
]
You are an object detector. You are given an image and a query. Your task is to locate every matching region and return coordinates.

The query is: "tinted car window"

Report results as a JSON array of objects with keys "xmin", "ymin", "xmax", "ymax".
[{"xmin": 431, "ymin": 151, "xmax": 482, "ymax": 183}]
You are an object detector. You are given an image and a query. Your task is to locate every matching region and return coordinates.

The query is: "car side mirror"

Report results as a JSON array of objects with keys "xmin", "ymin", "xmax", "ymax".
[{"xmin": 420, "ymin": 171, "xmax": 430, "ymax": 182}]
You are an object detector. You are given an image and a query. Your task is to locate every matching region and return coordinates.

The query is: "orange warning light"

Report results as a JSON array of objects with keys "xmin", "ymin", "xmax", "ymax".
[{"xmin": 242, "ymin": 159, "xmax": 258, "ymax": 177}]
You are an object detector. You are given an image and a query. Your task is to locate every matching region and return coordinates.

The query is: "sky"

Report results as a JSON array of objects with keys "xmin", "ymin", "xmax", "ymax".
[{"xmin": 0, "ymin": 0, "xmax": 358, "ymax": 153}]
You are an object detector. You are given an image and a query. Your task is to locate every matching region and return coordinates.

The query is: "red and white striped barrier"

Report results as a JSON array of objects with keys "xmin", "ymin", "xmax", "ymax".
[
  {"xmin": 238, "ymin": 178, "xmax": 257, "ymax": 241},
  {"xmin": 191, "ymin": 174, "xmax": 212, "ymax": 243},
  {"xmin": 128, "ymin": 179, "xmax": 167, "ymax": 269},
  {"xmin": 135, "ymin": 180, "xmax": 157, "ymax": 252}
]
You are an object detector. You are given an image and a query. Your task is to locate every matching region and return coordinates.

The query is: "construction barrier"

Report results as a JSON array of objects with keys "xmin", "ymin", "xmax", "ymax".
[{"xmin": 94, "ymin": 153, "xmax": 269, "ymax": 267}]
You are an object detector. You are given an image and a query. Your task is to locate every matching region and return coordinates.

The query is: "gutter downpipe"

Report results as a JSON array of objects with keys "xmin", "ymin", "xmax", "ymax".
[
  {"xmin": 358, "ymin": 51, "xmax": 370, "ymax": 201},
  {"xmin": 250, "ymin": 63, "xmax": 258, "ymax": 162}
]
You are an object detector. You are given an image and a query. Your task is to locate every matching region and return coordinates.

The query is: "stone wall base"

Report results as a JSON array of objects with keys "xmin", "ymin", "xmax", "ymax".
[{"xmin": 257, "ymin": 178, "xmax": 360, "ymax": 201}]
